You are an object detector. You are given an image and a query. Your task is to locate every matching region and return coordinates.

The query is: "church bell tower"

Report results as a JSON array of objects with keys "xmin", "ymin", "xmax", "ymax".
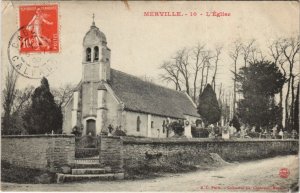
[
  {"xmin": 82, "ymin": 16, "xmax": 111, "ymax": 81},
  {"xmin": 80, "ymin": 16, "xmax": 110, "ymax": 136}
]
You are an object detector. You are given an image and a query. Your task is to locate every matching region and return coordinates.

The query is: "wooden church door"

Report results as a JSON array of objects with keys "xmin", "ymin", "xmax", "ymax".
[{"xmin": 86, "ymin": 119, "xmax": 96, "ymax": 136}]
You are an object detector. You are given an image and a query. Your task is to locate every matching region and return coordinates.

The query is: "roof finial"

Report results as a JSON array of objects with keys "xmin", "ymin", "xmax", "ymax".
[{"xmin": 92, "ymin": 13, "xmax": 95, "ymax": 26}]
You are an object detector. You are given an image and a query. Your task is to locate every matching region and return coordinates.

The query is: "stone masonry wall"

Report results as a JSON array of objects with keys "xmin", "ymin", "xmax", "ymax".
[
  {"xmin": 100, "ymin": 136, "xmax": 123, "ymax": 172},
  {"xmin": 1, "ymin": 135, "xmax": 75, "ymax": 172},
  {"xmin": 121, "ymin": 138, "xmax": 299, "ymax": 169}
]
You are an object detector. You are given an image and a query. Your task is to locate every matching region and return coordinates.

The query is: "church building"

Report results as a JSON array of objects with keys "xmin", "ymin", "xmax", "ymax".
[{"xmin": 62, "ymin": 20, "xmax": 200, "ymax": 138}]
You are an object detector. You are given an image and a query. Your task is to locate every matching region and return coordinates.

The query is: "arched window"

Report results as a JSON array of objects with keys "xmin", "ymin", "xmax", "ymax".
[
  {"xmin": 86, "ymin": 47, "xmax": 91, "ymax": 62},
  {"xmin": 137, "ymin": 116, "xmax": 141, "ymax": 131},
  {"xmin": 94, "ymin": 46, "xmax": 99, "ymax": 61},
  {"xmin": 162, "ymin": 120, "xmax": 166, "ymax": 133}
]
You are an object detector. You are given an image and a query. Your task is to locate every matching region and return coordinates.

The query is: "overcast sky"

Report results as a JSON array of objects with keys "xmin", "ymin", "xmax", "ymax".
[{"xmin": 2, "ymin": 1, "xmax": 299, "ymax": 91}]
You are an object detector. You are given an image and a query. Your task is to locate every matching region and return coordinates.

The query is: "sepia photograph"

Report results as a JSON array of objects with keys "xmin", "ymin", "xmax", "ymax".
[{"xmin": 1, "ymin": 1, "xmax": 299, "ymax": 192}]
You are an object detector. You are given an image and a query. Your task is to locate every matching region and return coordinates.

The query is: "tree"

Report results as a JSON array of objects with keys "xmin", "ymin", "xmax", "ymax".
[
  {"xmin": 211, "ymin": 46, "xmax": 222, "ymax": 91},
  {"xmin": 192, "ymin": 43, "xmax": 208, "ymax": 101},
  {"xmin": 236, "ymin": 61, "xmax": 286, "ymax": 130},
  {"xmin": 268, "ymin": 38, "xmax": 286, "ymax": 128},
  {"xmin": 229, "ymin": 40, "xmax": 242, "ymax": 115},
  {"xmin": 280, "ymin": 36, "xmax": 299, "ymax": 130},
  {"xmin": 2, "ymin": 70, "xmax": 34, "ymax": 135},
  {"xmin": 2, "ymin": 67, "xmax": 18, "ymax": 135},
  {"xmin": 160, "ymin": 44, "xmax": 215, "ymax": 103},
  {"xmin": 197, "ymin": 84, "xmax": 221, "ymax": 126},
  {"xmin": 6, "ymin": 86, "xmax": 34, "ymax": 135},
  {"xmin": 24, "ymin": 77, "xmax": 63, "ymax": 134},
  {"xmin": 175, "ymin": 49, "xmax": 191, "ymax": 95},
  {"xmin": 160, "ymin": 61, "xmax": 182, "ymax": 91},
  {"xmin": 293, "ymin": 83, "xmax": 299, "ymax": 132},
  {"xmin": 51, "ymin": 83, "xmax": 75, "ymax": 108}
]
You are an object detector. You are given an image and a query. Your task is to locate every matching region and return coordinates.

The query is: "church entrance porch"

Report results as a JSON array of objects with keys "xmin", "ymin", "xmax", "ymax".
[{"xmin": 86, "ymin": 119, "xmax": 96, "ymax": 136}]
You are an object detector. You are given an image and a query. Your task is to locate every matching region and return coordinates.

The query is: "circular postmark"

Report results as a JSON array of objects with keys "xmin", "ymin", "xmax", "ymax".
[
  {"xmin": 279, "ymin": 168, "xmax": 290, "ymax": 178},
  {"xmin": 7, "ymin": 26, "xmax": 58, "ymax": 79}
]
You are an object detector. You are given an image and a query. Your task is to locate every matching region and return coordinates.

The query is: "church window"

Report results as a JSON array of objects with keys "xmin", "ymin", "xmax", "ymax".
[
  {"xmin": 137, "ymin": 116, "xmax": 141, "ymax": 131},
  {"xmin": 162, "ymin": 120, "xmax": 166, "ymax": 133},
  {"xmin": 151, "ymin": 121, "xmax": 154, "ymax": 128},
  {"xmin": 94, "ymin": 46, "xmax": 99, "ymax": 61},
  {"xmin": 86, "ymin": 47, "xmax": 91, "ymax": 62}
]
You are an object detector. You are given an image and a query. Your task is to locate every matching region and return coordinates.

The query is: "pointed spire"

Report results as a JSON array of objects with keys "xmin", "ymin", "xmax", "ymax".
[{"xmin": 92, "ymin": 13, "xmax": 95, "ymax": 26}]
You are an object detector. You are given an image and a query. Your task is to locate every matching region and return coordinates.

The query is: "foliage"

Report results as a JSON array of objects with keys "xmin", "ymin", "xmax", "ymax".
[
  {"xmin": 237, "ymin": 61, "xmax": 285, "ymax": 97},
  {"xmin": 212, "ymin": 126, "xmax": 222, "ymax": 137},
  {"xmin": 197, "ymin": 84, "xmax": 221, "ymax": 126},
  {"xmin": 159, "ymin": 44, "xmax": 221, "ymax": 103},
  {"xmin": 51, "ymin": 84, "xmax": 75, "ymax": 107},
  {"xmin": 23, "ymin": 77, "xmax": 63, "ymax": 134},
  {"xmin": 71, "ymin": 126, "xmax": 82, "ymax": 137},
  {"xmin": 246, "ymin": 132, "xmax": 260, "ymax": 138},
  {"xmin": 237, "ymin": 61, "xmax": 285, "ymax": 130},
  {"xmin": 1, "ymin": 161, "xmax": 56, "ymax": 184},
  {"xmin": 168, "ymin": 121, "xmax": 184, "ymax": 136},
  {"xmin": 2, "ymin": 68, "xmax": 18, "ymax": 135},
  {"xmin": 230, "ymin": 115, "xmax": 241, "ymax": 132},
  {"xmin": 112, "ymin": 126, "xmax": 127, "ymax": 136},
  {"xmin": 2, "ymin": 86, "xmax": 35, "ymax": 135}
]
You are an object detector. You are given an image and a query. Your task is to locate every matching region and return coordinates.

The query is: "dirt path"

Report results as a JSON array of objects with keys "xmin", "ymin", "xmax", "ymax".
[{"xmin": 1, "ymin": 155, "xmax": 298, "ymax": 192}]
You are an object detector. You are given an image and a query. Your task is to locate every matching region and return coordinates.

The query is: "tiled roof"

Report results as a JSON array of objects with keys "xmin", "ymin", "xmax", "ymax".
[{"xmin": 108, "ymin": 69, "xmax": 200, "ymax": 119}]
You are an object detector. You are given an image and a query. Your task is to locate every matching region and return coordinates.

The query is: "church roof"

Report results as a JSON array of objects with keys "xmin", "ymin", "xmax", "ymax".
[
  {"xmin": 83, "ymin": 24, "xmax": 107, "ymax": 46},
  {"xmin": 108, "ymin": 69, "xmax": 200, "ymax": 119}
]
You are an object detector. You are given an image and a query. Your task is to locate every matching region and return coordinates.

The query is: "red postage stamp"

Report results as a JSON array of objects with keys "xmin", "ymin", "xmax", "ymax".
[
  {"xmin": 279, "ymin": 168, "xmax": 290, "ymax": 178},
  {"xmin": 19, "ymin": 4, "xmax": 59, "ymax": 53}
]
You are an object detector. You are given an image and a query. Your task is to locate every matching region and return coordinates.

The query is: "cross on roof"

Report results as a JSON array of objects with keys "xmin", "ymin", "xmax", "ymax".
[{"xmin": 92, "ymin": 13, "xmax": 95, "ymax": 26}]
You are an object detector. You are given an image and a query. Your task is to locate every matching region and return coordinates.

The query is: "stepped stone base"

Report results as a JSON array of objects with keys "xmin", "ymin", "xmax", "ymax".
[
  {"xmin": 56, "ymin": 172, "xmax": 124, "ymax": 183},
  {"xmin": 56, "ymin": 160, "xmax": 123, "ymax": 183},
  {"xmin": 72, "ymin": 168, "xmax": 106, "ymax": 175}
]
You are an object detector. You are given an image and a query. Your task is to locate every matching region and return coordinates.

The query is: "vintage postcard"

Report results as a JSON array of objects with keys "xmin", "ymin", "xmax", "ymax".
[{"xmin": 1, "ymin": 1, "xmax": 299, "ymax": 192}]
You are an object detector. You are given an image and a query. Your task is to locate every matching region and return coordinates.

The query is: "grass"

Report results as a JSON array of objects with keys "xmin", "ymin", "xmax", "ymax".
[
  {"xmin": 1, "ymin": 161, "xmax": 56, "ymax": 184},
  {"xmin": 124, "ymin": 162, "xmax": 198, "ymax": 180}
]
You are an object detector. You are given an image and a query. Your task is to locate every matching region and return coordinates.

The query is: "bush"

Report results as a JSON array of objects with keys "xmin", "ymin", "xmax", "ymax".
[
  {"xmin": 1, "ymin": 161, "xmax": 56, "ymax": 184},
  {"xmin": 71, "ymin": 126, "xmax": 82, "ymax": 137},
  {"xmin": 247, "ymin": 132, "xmax": 260, "ymax": 138},
  {"xmin": 112, "ymin": 129, "xmax": 127, "ymax": 136},
  {"xmin": 168, "ymin": 121, "xmax": 184, "ymax": 136}
]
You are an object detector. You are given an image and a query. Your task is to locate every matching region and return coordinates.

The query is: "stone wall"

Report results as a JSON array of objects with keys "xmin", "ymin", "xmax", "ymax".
[
  {"xmin": 121, "ymin": 137, "xmax": 299, "ymax": 169},
  {"xmin": 1, "ymin": 135, "xmax": 75, "ymax": 172},
  {"xmin": 100, "ymin": 136, "xmax": 123, "ymax": 172}
]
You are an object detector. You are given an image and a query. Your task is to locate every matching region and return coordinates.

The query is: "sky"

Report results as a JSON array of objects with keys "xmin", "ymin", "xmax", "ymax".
[{"xmin": 1, "ymin": 1, "xmax": 299, "ymax": 91}]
